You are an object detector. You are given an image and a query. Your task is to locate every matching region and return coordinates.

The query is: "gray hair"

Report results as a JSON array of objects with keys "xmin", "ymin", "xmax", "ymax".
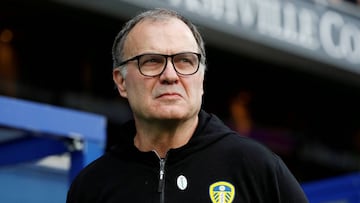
[{"xmin": 111, "ymin": 8, "xmax": 207, "ymax": 76}]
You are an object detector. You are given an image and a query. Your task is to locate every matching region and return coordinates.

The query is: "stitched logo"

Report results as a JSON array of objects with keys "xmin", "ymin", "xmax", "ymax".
[{"xmin": 209, "ymin": 181, "xmax": 235, "ymax": 203}]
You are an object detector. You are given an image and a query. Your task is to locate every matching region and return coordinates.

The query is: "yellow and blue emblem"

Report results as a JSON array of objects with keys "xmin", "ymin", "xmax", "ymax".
[{"xmin": 209, "ymin": 181, "xmax": 235, "ymax": 203}]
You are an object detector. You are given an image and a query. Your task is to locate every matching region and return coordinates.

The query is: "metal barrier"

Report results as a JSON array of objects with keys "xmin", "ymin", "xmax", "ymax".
[{"xmin": 0, "ymin": 95, "xmax": 106, "ymax": 203}]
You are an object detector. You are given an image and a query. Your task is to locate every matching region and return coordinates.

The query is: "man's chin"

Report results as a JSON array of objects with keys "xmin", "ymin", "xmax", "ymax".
[{"xmin": 149, "ymin": 108, "xmax": 186, "ymax": 120}]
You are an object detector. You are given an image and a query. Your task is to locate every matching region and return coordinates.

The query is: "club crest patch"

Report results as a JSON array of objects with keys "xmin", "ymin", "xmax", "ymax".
[{"xmin": 209, "ymin": 181, "xmax": 235, "ymax": 203}]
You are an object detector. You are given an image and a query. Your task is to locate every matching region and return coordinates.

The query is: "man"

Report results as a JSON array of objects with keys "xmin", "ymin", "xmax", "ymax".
[{"xmin": 66, "ymin": 8, "xmax": 309, "ymax": 203}]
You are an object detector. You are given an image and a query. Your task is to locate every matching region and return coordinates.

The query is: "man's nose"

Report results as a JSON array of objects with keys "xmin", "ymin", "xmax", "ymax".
[{"xmin": 159, "ymin": 57, "xmax": 179, "ymax": 80}]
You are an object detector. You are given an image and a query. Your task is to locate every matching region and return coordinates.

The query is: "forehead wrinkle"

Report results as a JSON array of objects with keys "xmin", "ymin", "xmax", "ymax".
[{"xmin": 124, "ymin": 18, "xmax": 198, "ymax": 56}]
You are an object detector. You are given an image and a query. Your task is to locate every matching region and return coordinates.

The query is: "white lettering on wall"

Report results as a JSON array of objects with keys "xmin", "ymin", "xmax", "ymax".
[
  {"xmin": 237, "ymin": 0, "xmax": 257, "ymax": 26},
  {"xmin": 283, "ymin": 3, "xmax": 298, "ymax": 42},
  {"xmin": 298, "ymin": 9, "xmax": 319, "ymax": 50},
  {"xmin": 183, "ymin": 0, "xmax": 203, "ymax": 14},
  {"xmin": 165, "ymin": 0, "xmax": 360, "ymax": 65},
  {"xmin": 209, "ymin": 0, "xmax": 225, "ymax": 20},
  {"xmin": 224, "ymin": 0, "xmax": 238, "ymax": 24},
  {"xmin": 256, "ymin": 0, "xmax": 282, "ymax": 37},
  {"xmin": 320, "ymin": 11, "xmax": 344, "ymax": 59},
  {"xmin": 320, "ymin": 11, "xmax": 360, "ymax": 63},
  {"xmin": 339, "ymin": 23, "xmax": 360, "ymax": 63}
]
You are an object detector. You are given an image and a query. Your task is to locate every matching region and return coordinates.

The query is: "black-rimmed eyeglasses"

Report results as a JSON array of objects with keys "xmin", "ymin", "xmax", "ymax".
[{"xmin": 117, "ymin": 52, "xmax": 201, "ymax": 77}]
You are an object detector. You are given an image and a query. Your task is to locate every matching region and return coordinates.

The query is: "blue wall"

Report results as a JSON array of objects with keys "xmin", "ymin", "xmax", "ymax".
[{"xmin": 0, "ymin": 163, "xmax": 68, "ymax": 203}]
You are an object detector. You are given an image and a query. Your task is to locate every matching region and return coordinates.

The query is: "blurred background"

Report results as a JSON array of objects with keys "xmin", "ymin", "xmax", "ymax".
[{"xmin": 1, "ymin": 0, "xmax": 360, "ymax": 202}]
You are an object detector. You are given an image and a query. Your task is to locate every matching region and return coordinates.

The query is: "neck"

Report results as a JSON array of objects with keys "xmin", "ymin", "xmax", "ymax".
[{"xmin": 133, "ymin": 116, "xmax": 198, "ymax": 158}]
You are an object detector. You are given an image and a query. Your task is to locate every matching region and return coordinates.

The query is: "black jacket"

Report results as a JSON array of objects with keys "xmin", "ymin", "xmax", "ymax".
[{"xmin": 66, "ymin": 110, "xmax": 309, "ymax": 203}]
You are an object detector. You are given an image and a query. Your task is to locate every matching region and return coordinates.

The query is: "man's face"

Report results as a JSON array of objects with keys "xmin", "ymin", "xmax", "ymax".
[{"xmin": 113, "ymin": 18, "xmax": 205, "ymax": 122}]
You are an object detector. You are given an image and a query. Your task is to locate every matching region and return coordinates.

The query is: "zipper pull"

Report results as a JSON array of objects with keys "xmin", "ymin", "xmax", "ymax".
[{"xmin": 158, "ymin": 158, "xmax": 165, "ymax": 192}]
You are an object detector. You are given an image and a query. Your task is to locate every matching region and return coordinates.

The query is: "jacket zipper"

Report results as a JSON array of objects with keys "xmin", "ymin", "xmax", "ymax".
[{"xmin": 158, "ymin": 158, "xmax": 166, "ymax": 203}]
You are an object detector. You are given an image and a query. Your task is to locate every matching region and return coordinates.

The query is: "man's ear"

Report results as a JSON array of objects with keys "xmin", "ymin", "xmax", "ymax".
[{"xmin": 113, "ymin": 68, "xmax": 127, "ymax": 98}]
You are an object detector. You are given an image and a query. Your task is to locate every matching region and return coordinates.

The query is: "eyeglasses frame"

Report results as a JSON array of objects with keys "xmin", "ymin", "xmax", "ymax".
[{"xmin": 117, "ymin": 52, "xmax": 202, "ymax": 77}]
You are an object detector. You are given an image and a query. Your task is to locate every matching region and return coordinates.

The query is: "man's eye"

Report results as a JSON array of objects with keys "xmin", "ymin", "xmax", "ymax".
[{"xmin": 142, "ymin": 56, "xmax": 163, "ymax": 65}]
